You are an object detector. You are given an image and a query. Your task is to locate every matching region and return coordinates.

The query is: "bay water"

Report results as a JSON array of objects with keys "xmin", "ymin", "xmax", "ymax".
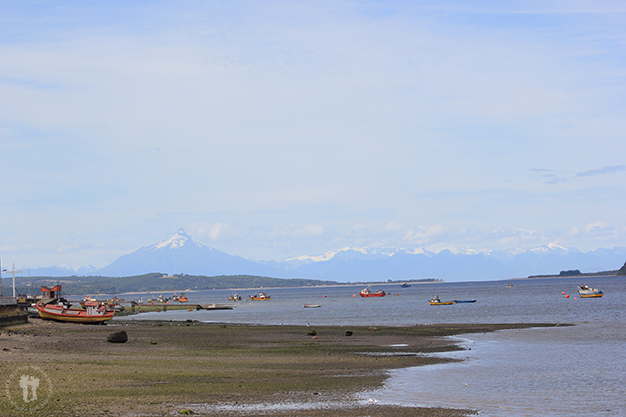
[{"xmin": 116, "ymin": 276, "xmax": 625, "ymax": 416}]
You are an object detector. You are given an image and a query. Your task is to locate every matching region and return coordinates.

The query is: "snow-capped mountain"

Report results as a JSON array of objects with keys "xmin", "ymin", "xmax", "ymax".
[
  {"xmin": 97, "ymin": 229, "xmax": 287, "ymax": 278},
  {"xmin": 16, "ymin": 230, "xmax": 626, "ymax": 281},
  {"xmin": 270, "ymin": 244, "xmax": 626, "ymax": 281}
]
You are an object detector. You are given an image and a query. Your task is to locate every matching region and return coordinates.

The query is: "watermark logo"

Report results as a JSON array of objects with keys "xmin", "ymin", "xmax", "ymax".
[{"xmin": 5, "ymin": 365, "xmax": 53, "ymax": 412}]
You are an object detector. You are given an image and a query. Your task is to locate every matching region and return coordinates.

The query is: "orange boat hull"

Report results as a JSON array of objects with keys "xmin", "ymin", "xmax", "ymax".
[
  {"xmin": 36, "ymin": 304, "xmax": 114, "ymax": 323},
  {"xmin": 359, "ymin": 292, "xmax": 386, "ymax": 297}
]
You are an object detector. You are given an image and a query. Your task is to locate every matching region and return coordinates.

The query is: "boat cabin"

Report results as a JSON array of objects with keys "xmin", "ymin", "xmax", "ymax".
[
  {"xmin": 83, "ymin": 300, "xmax": 108, "ymax": 316},
  {"xmin": 41, "ymin": 285, "xmax": 62, "ymax": 299}
]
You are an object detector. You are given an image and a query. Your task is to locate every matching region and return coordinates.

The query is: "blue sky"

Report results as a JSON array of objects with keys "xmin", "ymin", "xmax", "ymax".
[{"xmin": 1, "ymin": 1, "xmax": 625, "ymax": 269}]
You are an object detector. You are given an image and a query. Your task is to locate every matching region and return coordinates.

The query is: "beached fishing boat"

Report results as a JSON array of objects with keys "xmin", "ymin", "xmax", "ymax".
[
  {"xmin": 359, "ymin": 287, "xmax": 386, "ymax": 297},
  {"xmin": 428, "ymin": 295, "xmax": 454, "ymax": 305},
  {"xmin": 27, "ymin": 305, "xmax": 40, "ymax": 318},
  {"xmin": 578, "ymin": 285, "xmax": 604, "ymax": 298},
  {"xmin": 249, "ymin": 290, "xmax": 271, "ymax": 301},
  {"xmin": 36, "ymin": 300, "xmax": 114, "ymax": 324},
  {"xmin": 303, "ymin": 304, "xmax": 322, "ymax": 308}
]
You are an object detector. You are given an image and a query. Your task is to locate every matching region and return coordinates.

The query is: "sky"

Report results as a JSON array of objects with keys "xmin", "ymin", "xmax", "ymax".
[{"xmin": 1, "ymin": 1, "xmax": 625, "ymax": 270}]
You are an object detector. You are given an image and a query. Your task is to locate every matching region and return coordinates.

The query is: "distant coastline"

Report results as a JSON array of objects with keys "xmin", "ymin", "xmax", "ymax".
[
  {"xmin": 527, "ymin": 270, "xmax": 619, "ymax": 279},
  {"xmin": 4, "ymin": 274, "xmax": 443, "ymax": 297}
]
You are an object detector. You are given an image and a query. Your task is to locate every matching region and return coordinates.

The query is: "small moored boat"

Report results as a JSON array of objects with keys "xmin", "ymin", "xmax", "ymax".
[
  {"xmin": 578, "ymin": 285, "xmax": 604, "ymax": 298},
  {"xmin": 359, "ymin": 287, "xmax": 386, "ymax": 297},
  {"xmin": 303, "ymin": 304, "xmax": 322, "ymax": 308},
  {"xmin": 249, "ymin": 290, "xmax": 271, "ymax": 301},
  {"xmin": 454, "ymin": 299, "xmax": 477, "ymax": 303},
  {"xmin": 428, "ymin": 295, "xmax": 454, "ymax": 305},
  {"xmin": 147, "ymin": 295, "xmax": 169, "ymax": 304},
  {"xmin": 172, "ymin": 292, "xmax": 189, "ymax": 302}
]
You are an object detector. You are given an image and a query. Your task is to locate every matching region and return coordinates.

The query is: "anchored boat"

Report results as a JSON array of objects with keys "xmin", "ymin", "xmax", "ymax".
[
  {"xmin": 172, "ymin": 292, "xmax": 188, "ymax": 302},
  {"xmin": 578, "ymin": 285, "xmax": 604, "ymax": 298},
  {"xmin": 428, "ymin": 295, "xmax": 454, "ymax": 305},
  {"xmin": 249, "ymin": 290, "xmax": 271, "ymax": 301},
  {"xmin": 359, "ymin": 287, "xmax": 386, "ymax": 297}
]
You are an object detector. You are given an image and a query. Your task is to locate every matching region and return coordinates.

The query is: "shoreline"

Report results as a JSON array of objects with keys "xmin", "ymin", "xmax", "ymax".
[{"xmin": 0, "ymin": 319, "xmax": 562, "ymax": 416}]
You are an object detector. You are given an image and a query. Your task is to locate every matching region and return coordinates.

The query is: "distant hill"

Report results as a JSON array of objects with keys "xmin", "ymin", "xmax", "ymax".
[
  {"xmin": 617, "ymin": 262, "xmax": 626, "ymax": 276},
  {"xmin": 13, "ymin": 273, "xmax": 341, "ymax": 296}
]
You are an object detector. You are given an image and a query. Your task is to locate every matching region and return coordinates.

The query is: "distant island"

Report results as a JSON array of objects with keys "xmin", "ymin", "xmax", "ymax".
[{"xmin": 528, "ymin": 261, "xmax": 626, "ymax": 279}]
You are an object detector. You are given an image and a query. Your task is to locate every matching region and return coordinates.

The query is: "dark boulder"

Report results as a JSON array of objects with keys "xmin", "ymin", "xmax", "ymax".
[{"xmin": 107, "ymin": 330, "xmax": 128, "ymax": 343}]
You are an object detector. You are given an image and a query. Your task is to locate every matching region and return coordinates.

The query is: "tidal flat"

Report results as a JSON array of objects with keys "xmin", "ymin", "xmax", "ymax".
[{"xmin": 0, "ymin": 320, "xmax": 557, "ymax": 416}]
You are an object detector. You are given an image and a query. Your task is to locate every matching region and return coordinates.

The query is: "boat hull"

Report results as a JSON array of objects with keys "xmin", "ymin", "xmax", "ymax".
[
  {"xmin": 429, "ymin": 301, "xmax": 454, "ymax": 305},
  {"xmin": 578, "ymin": 285, "xmax": 604, "ymax": 298},
  {"xmin": 579, "ymin": 292, "xmax": 603, "ymax": 298},
  {"xmin": 36, "ymin": 304, "xmax": 114, "ymax": 323},
  {"xmin": 454, "ymin": 300, "xmax": 477, "ymax": 303}
]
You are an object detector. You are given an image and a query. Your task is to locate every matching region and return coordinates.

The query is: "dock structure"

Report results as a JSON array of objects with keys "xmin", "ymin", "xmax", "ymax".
[
  {"xmin": 126, "ymin": 303, "xmax": 235, "ymax": 313},
  {"xmin": 0, "ymin": 297, "xmax": 18, "ymax": 306},
  {"xmin": 0, "ymin": 298, "xmax": 27, "ymax": 327}
]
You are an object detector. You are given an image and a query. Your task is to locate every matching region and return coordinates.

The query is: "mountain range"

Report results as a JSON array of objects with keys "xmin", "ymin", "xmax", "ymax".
[{"xmin": 10, "ymin": 229, "xmax": 626, "ymax": 282}]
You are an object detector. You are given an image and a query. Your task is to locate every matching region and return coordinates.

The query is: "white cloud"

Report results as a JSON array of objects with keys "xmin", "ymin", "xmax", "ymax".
[
  {"xmin": 567, "ymin": 227, "xmax": 580, "ymax": 237},
  {"xmin": 586, "ymin": 221, "xmax": 608, "ymax": 233}
]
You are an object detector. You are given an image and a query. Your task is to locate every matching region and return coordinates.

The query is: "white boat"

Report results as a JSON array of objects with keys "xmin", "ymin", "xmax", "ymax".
[{"xmin": 578, "ymin": 284, "xmax": 604, "ymax": 298}]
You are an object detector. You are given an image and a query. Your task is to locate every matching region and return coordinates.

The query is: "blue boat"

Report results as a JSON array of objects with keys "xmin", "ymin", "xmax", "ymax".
[{"xmin": 454, "ymin": 299, "xmax": 477, "ymax": 303}]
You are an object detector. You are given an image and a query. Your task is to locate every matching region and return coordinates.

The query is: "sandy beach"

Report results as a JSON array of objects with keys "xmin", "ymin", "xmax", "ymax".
[{"xmin": 0, "ymin": 319, "xmax": 557, "ymax": 416}]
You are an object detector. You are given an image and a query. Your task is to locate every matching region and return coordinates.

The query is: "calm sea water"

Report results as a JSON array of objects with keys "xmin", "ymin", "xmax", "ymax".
[{"xmin": 115, "ymin": 276, "xmax": 625, "ymax": 416}]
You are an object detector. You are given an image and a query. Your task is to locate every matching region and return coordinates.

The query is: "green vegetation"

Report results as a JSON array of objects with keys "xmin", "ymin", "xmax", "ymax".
[
  {"xmin": 528, "ymin": 266, "xmax": 623, "ymax": 279},
  {"xmin": 559, "ymin": 269, "xmax": 581, "ymax": 276},
  {"xmin": 10, "ymin": 273, "xmax": 340, "ymax": 296},
  {"xmin": 8, "ymin": 274, "xmax": 444, "ymax": 296},
  {"xmin": 0, "ymin": 306, "xmax": 21, "ymax": 318}
]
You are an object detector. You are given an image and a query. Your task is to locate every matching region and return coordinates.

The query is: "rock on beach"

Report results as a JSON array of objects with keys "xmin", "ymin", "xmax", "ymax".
[{"xmin": 107, "ymin": 330, "xmax": 128, "ymax": 343}]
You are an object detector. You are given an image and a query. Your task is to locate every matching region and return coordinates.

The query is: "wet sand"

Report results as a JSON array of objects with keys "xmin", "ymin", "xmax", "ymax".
[{"xmin": 0, "ymin": 319, "xmax": 558, "ymax": 416}]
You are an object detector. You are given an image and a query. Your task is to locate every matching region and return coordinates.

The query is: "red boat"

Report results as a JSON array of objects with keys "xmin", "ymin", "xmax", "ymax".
[
  {"xmin": 359, "ymin": 287, "xmax": 386, "ymax": 297},
  {"xmin": 36, "ymin": 301, "xmax": 115, "ymax": 324}
]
